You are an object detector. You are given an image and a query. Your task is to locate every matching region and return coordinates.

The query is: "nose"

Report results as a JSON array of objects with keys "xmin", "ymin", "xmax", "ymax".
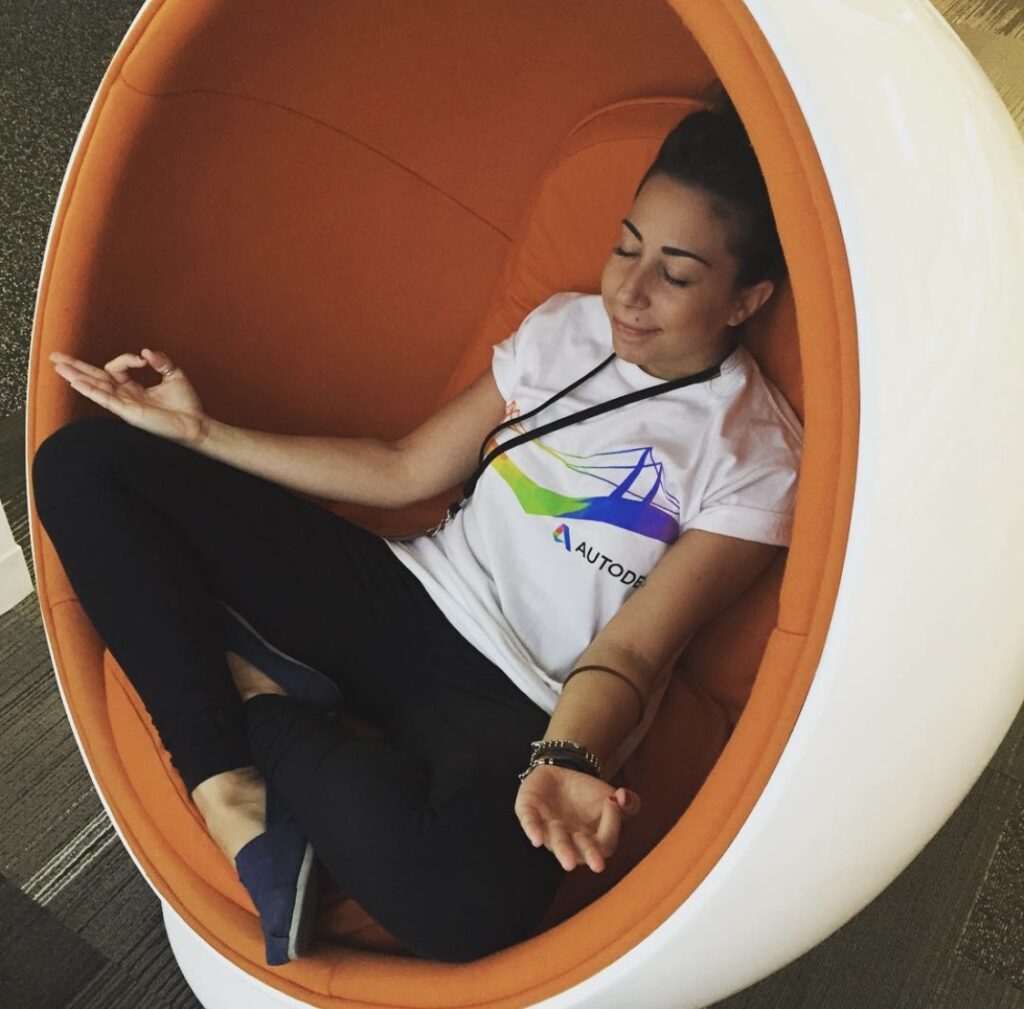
[{"xmin": 615, "ymin": 261, "xmax": 652, "ymax": 312}]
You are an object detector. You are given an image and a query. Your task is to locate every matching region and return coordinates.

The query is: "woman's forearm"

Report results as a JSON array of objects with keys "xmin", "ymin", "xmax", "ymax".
[
  {"xmin": 545, "ymin": 642, "xmax": 661, "ymax": 770},
  {"xmin": 193, "ymin": 417, "xmax": 417, "ymax": 508}
]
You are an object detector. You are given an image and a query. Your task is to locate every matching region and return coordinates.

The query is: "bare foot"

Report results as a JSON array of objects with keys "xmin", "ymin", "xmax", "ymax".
[{"xmin": 192, "ymin": 766, "xmax": 267, "ymax": 861}]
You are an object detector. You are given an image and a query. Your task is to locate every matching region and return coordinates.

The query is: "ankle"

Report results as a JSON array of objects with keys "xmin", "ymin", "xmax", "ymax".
[
  {"xmin": 193, "ymin": 763, "xmax": 262, "ymax": 800},
  {"xmin": 227, "ymin": 650, "xmax": 288, "ymax": 701},
  {"xmin": 192, "ymin": 768, "xmax": 267, "ymax": 861}
]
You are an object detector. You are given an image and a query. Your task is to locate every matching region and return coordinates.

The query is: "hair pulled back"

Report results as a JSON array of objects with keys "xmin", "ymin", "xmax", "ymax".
[{"xmin": 637, "ymin": 95, "xmax": 786, "ymax": 287}]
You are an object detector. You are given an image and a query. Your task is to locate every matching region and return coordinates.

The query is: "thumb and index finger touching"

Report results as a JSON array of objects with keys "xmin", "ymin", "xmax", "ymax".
[
  {"xmin": 48, "ymin": 347, "xmax": 179, "ymax": 384},
  {"xmin": 592, "ymin": 786, "xmax": 642, "ymax": 853},
  {"xmin": 139, "ymin": 347, "xmax": 179, "ymax": 377},
  {"xmin": 49, "ymin": 346, "xmax": 196, "ymax": 438},
  {"xmin": 614, "ymin": 787, "xmax": 642, "ymax": 817},
  {"xmin": 516, "ymin": 779, "xmax": 642, "ymax": 853}
]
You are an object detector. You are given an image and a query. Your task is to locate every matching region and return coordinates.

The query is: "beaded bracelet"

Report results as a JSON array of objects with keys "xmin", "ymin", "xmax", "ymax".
[
  {"xmin": 518, "ymin": 739, "xmax": 603, "ymax": 782},
  {"xmin": 562, "ymin": 664, "xmax": 646, "ymax": 727}
]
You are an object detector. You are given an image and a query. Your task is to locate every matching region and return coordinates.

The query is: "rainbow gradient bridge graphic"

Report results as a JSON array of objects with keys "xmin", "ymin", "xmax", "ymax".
[{"xmin": 489, "ymin": 428, "xmax": 681, "ymax": 544}]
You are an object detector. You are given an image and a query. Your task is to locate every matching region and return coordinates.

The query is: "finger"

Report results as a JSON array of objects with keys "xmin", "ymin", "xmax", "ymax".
[
  {"xmin": 60, "ymin": 368, "xmax": 117, "ymax": 396},
  {"xmin": 573, "ymin": 830, "xmax": 607, "ymax": 874},
  {"xmin": 547, "ymin": 823, "xmax": 579, "ymax": 872},
  {"xmin": 81, "ymin": 367, "xmax": 145, "ymax": 407},
  {"xmin": 616, "ymin": 788, "xmax": 642, "ymax": 818},
  {"xmin": 594, "ymin": 796, "xmax": 624, "ymax": 858},
  {"xmin": 104, "ymin": 352, "xmax": 148, "ymax": 387},
  {"xmin": 53, "ymin": 361, "xmax": 115, "ymax": 393},
  {"xmin": 67, "ymin": 377, "xmax": 132, "ymax": 419},
  {"xmin": 516, "ymin": 807, "xmax": 547, "ymax": 849},
  {"xmin": 141, "ymin": 348, "xmax": 178, "ymax": 377},
  {"xmin": 50, "ymin": 354, "xmax": 116, "ymax": 384}
]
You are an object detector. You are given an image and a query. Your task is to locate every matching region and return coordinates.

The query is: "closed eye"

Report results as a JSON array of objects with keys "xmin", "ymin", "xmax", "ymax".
[{"xmin": 612, "ymin": 247, "xmax": 690, "ymax": 288}]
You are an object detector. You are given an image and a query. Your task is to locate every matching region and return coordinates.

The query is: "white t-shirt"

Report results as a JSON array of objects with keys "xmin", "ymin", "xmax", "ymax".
[{"xmin": 386, "ymin": 292, "xmax": 803, "ymax": 720}]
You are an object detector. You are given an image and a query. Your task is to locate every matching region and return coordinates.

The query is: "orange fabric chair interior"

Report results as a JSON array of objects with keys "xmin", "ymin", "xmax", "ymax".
[{"xmin": 28, "ymin": 1, "xmax": 856, "ymax": 1005}]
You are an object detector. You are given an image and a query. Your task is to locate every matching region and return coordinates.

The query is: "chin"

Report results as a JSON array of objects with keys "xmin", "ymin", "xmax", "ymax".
[{"xmin": 610, "ymin": 336, "xmax": 647, "ymax": 365}]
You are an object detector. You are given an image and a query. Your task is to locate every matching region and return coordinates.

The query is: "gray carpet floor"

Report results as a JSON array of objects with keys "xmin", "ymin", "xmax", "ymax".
[
  {"xmin": 0, "ymin": 412, "xmax": 202, "ymax": 1009},
  {"xmin": 2, "ymin": 2, "xmax": 1023, "ymax": 1007}
]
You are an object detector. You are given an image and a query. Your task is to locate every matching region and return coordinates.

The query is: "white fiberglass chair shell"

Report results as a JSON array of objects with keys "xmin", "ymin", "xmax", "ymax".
[{"xmin": 27, "ymin": 1, "xmax": 1024, "ymax": 1007}]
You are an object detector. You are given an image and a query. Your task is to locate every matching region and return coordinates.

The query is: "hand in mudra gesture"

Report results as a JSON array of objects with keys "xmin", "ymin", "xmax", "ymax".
[
  {"xmin": 515, "ymin": 763, "xmax": 641, "ymax": 872},
  {"xmin": 50, "ymin": 348, "xmax": 209, "ymax": 446}
]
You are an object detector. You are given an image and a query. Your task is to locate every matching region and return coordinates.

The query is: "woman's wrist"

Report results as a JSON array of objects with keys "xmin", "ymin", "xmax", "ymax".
[
  {"xmin": 189, "ymin": 413, "xmax": 227, "ymax": 453},
  {"xmin": 184, "ymin": 411, "xmax": 214, "ymax": 449},
  {"xmin": 518, "ymin": 739, "xmax": 603, "ymax": 782}
]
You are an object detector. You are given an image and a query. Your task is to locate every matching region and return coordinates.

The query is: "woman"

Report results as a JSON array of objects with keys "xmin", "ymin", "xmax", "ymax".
[{"xmin": 32, "ymin": 103, "xmax": 802, "ymax": 966}]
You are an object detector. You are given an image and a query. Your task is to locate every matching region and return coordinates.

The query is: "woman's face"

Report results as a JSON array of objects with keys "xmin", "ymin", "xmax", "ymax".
[{"xmin": 600, "ymin": 174, "xmax": 774, "ymax": 380}]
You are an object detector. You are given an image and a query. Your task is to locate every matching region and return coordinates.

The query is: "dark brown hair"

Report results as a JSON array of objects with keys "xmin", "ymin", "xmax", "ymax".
[{"xmin": 636, "ymin": 96, "xmax": 786, "ymax": 286}]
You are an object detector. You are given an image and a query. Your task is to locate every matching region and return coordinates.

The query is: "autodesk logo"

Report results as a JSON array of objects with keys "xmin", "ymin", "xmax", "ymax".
[{"xmin": 551, "ymin": 523, "xmax": 647, "ymax": 588}]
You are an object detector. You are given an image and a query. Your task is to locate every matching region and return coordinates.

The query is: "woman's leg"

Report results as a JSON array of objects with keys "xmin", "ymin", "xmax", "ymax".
[
  {"xmin": 33, "ymin": 415, "xmax": 563, "ymax": 957},
  {"xmin": 31, "ymin": 416, "xmax": 439, "ymax": 791},
  {"xmin": 243, "ymin": 616, "xmax": 565, "ymax": 963}
]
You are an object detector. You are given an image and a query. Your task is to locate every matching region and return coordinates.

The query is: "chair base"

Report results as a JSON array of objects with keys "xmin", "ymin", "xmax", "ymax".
[{"xmin": 163, "ymin": 902, "xmax": 302, "ymax": 1009}]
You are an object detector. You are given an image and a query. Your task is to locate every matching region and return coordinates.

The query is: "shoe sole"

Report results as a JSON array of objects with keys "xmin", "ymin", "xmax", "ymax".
[{"xmin": 288, "ymin": 842, "xmax": 317, "ymax": 961}]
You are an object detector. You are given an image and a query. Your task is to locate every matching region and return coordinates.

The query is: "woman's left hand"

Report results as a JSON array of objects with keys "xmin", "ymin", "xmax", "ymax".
[{"xmin": 514, "ymin": 764, "xmax": 641, "ymax": 872}]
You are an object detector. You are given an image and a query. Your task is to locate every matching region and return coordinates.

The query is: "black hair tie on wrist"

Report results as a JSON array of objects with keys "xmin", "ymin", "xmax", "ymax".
[{"xmin": 563, "ymin": 664, "xmax": 646, "ymax": 727}]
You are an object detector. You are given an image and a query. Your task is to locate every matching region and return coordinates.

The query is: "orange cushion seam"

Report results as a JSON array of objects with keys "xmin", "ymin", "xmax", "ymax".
[{"xmin": 115, "ymin": 76, "xmax": 512, "ymax": 241}]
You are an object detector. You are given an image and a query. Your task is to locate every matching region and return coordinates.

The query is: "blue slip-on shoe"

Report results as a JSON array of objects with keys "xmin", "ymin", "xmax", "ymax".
[
  {"xmin": 234, "ymin": 786, "xmax": 318, "ymax": 966},
  {"xmin": 219, "ymin": 602, "xmax": 343, "ymax": 711}
]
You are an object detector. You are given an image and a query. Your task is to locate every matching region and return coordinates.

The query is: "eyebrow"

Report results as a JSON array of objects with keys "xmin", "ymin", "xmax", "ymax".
[{"xmin": 622, "ymin": 219, "xmax": 712, "ymax": 268}]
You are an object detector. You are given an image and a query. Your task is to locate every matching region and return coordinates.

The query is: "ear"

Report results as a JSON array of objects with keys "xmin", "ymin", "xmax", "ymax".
[{"xmin": 727, "ymin": 279, "xmax": 775, "ymax": 327}]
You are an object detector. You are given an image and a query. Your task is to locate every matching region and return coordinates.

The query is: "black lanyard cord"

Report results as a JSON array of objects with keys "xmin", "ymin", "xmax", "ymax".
[
  {"xmin": 475, "ymin": 353, "xmax": 617, "ymax": 465},
  {"xmin": 458, "ymin": 349, "xmax": 731, "ymax": 505}
]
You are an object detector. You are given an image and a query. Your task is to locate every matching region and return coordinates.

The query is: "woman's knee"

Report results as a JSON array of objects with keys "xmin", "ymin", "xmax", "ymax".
[{"xmin": 32, "ymin": 417, "xmax": 128, "ymax": 496}]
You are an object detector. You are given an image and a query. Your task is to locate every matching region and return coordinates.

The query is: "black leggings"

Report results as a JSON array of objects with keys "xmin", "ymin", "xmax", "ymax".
[{"xmin": 31, "ymin": 416, "xmax": 563, "ymax": 962}]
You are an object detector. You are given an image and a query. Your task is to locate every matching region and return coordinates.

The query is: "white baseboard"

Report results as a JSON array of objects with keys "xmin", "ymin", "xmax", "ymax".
[{"xmin": 0, "ymin": 503, "xmax": 33, "ymax": 615}]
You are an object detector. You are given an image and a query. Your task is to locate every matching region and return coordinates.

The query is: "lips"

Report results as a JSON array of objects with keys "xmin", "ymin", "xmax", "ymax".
[{"xmin": 612, "ymin": 317, "xmax": 659, "ymax": 339}]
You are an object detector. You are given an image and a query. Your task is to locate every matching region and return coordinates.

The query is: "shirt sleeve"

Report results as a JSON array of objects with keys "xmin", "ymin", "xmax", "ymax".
[
  {"xmin": 490, "ymin": 325, "xmax": 521, "ymax": 402},
  {"xmin": 682, "ymin": 421, "xmax": 802, "ymax": 548},
  {"xmin": 490, "ymin": 292, "xmax": 582, "ymax": 402},
  {"xmin": 683, "ymin": 465, "xmax": 799, "ymax": 546}
]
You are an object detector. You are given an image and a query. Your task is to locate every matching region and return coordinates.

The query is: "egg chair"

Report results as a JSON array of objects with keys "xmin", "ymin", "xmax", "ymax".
[{"xmin": 27, "ymin": 0, "xmax": 1024, "ymax": 1007}]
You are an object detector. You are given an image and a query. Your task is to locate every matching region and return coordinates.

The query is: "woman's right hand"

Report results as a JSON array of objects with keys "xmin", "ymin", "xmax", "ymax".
[{"xmin": 50, "ymin": 348, "xmax": 210, "ymax": 447}]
